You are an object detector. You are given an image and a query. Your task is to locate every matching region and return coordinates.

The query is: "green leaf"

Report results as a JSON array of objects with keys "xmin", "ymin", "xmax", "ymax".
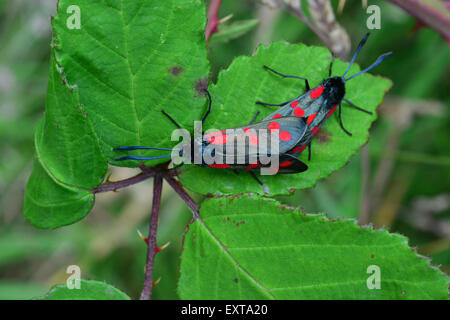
[
  {"xmin": 24, "ymin": 0, "xmax": 210, "ymax": 227},
  {"xmin": 179, "ymin": 195, "xmax": 448, "ymax": 299},
  {"xmin": 209, "ymin": 19, "xmax": 259, "ymax": 45},
  {"xmin": 52, "ymin": 0, "xmax": 209, "ymax": 166},
  {"xmin": 179, "ymin": 41, "xmax": 392, "ymax": 195},
  {"xmin": 24, "ymin": 158, "xmax": 95, "ymax": 229},
  {"xmin": 40, "ymin": 279, "xmax": 130, "ymax": 300},
  {"xmin": 24, "ymin": 54, "xmax": 103, "ymax": 229},
  {"xmin": 35, "ymin": 54, "xmax": 107, "ymax": 189}
]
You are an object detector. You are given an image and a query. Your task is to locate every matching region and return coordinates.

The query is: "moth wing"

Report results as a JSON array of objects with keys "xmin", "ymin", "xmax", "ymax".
[
  {"xmin": 265, "ymin": 116, "xmax": 308, "ymax": 154},
  {"xmin": 269, "ymin": 153, "xmax": 308, "ymax": 174},
  {"xmin": 261, "ymin": 91, "xmax": 325, "ymax": 120},
  {"xmin": 205, "ymin": 116, "xmax": 307, "ymax": 165},
  {"xmin": 232, "ymin": 116, "xmax": 307, "ymax": 157}
]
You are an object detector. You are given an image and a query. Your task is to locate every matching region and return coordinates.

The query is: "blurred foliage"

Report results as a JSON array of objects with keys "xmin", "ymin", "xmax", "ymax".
[{"xmin": 0, "ymin": 0, "xmax": 448, "ymax": 299}]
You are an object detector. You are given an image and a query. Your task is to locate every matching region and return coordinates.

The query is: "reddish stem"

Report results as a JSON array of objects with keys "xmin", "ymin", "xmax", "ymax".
[
  {"xmin": 205, "ymin": 0, "xmax": 222, "ymax": 45},
  {"xmin": 388, "ymin": 0, "xmax": 450, "ymax": 40},
  {"xmin": 139, "ymin": 174, "xmax": 163, "ymax": 300},
  {"xmin": 163, "ymin": 174, "xmax": 200, "ymax": 219},
  {"xmin": 91, "ymin": 170, "xmax": 156, "ymax": 194}
]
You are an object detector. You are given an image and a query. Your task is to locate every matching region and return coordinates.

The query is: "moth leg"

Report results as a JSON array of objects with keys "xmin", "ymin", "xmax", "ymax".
[
  {"xmin": 161, "ymin": 110, "xmax": 182, "ymax": 129},
  {"xmin": 201, "ymin": 89, "xmax": 212, "ymax": 124},
  {"xmin": 328, "ymin": 54, "xmax": 335, "ymax": 78},
  {"xmin": 233, "ymin": 169, "xmax": 240, "ymax": 175},
  {"xmin": 247, "ymin": 111, "xmax": 261, "ymax": 125},
  {"xmin": 263, "ymin": 65, "xmax": 310, "ymax": 91},
  {"xmin": 249, "ymin": 171, "xmax": 263, "ymax": 186},
  {"xmin": 171, "ymin": 162, "xmax": 185, "ymax": 171},
  {"xmin": 338, "ymin": 102, "xmax": 352, "ymax": 136},
  {"xmin": 343, "ymin": 98, "xmax": 373, "ymax": 115},
  {"xmin": 255, "ymin": 100, "xmax": 291, "ymax": 107}
]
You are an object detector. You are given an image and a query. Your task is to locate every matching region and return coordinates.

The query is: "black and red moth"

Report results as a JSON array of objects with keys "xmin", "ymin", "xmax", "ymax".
[
  {"xmin": 256, "ymin": 33, "xmax": 392, "ymax": 160},
  {"xmin": 114, "ymin": 90, "xmax": 309, "ymax": 176}
]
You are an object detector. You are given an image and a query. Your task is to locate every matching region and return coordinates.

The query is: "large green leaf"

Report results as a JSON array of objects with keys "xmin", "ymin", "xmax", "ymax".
[
  {"xmin": 24, "ymin": 0, "xmax": 209, "ymax": 228},
  {"xmin": 52, "ymin": 0, "xmax": 209, "ymax": 166},
  {"xmin": 179, "ymin": 41, "xmax": 392, "ymax": 195},
  {"xmin": 24, "ymin": 54, "xmax": 103, "ymax": 229},
  {"xmin": 178, "ymin": 195, "xmax": 448, "ymax": 299},
  {"xmin": 40, "ymin": 279, "xmax": 130, "ymax": 300}
]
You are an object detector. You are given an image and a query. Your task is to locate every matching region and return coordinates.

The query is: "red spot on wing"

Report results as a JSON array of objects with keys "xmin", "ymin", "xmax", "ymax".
[
  {"xmin": 307, "ymin": 113, "xmax": 317, "ymax": 125},
  {"xmin": 326, "ymin": 105, "xmax": 338, "ymax": 118},
  {"xmin": 291, "ymin": 144, "xmax": 306, "ymax": 154},
  {"xmin": 294, "ymin": 107, "xmax": 305, "ymax": 117},
  {"xmin": 204, "ymin": 129, "xmax": 226, "ymax": 137},
  {"xmin": 279, "ymin": 131, "xmax": 292, "ymax": 141},
  {"xmin": 272, "ymin": 114, "xmax": 282, "ymax": 119},
  {"xmin": 280, "ymin": 161, "xmax": 292, "ymax": 167},
  {"xmin": 207, "ymin": 134, "xmax": 228, "ymax": 144},
  {"xmin": 311, "ymin": 126, "xmax": 319, "ymax": 135},
  {"xmin": 268, "ymin": 121, "xmax": 280, "ymax": 131},
  {"xmin": 290, "ymin": 101, "xmax": 299, "ymax": 108},
  {"xmin": 249, "ymin": 134, "xmax": 258, "ymax": 146},
  {"xmin": 250, "ymin": 162, "xmax": 259, "ymax": 168},
  {"xmin": 243, "ymin": 128, "xmax": 251, "ymax": 133},
  {"xmin": 209, "ymin": 163, "xmax": 230, "ymax": 169},
  {"xmin": 310, "ymin": 86, "xmax": 324, "ymax": 99}
]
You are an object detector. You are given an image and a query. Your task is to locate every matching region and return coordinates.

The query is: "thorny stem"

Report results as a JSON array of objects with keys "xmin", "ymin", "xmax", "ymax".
[
  {"xmin": 163, "ymin": 173, "xmax": 200, "ymax": 219},
  {"xmin": 92, "ymin": 161, "xmax": 198, "ymax": 299},
  {"xmin": 91, "ymin": 170, "xmax": 156, "ymax": 194},
  {"xmin": 205, "ymin": 0, "xmax": 222, "ymax": 45},
  {"xmin": 140, "ymin": 174, "xmax": 163, "ymax": 300}
]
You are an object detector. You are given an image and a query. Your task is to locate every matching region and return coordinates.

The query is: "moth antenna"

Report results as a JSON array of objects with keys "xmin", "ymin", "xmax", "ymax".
[
  {"xmin": 342, "ymin": 33, "xmax": 370, "ymax": 77},
  {"xmin": 115, "ymin": 155, "xmax": 172, "ymax": 161},
  {"xmin": 345, "ymin": 52, "xmax": 392, "ymax": 81},
  {"xmin": 114, "ymin": 146, "xmax": 173, "ymax": 151}
]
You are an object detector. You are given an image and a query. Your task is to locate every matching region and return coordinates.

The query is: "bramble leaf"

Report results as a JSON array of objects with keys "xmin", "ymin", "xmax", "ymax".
[
  {"xmin": 24, "ymin": 54, "xmax": 103, "ymax": 229},
  {"xmin": 24, "ymin": 0, "xmax": 209, "ymax": 228},
  {"xmin": 52, "ymin": 0, "xmax": 209, "ymax": 166},
  {"xmin": 179, "ymin": 195, "xmax": 448, "ymax": 299}
]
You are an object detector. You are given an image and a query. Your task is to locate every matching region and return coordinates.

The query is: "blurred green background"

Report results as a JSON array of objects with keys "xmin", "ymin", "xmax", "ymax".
[{"xmin": 0, "ymin": 0, "xmax": 448, "ymax": 299}]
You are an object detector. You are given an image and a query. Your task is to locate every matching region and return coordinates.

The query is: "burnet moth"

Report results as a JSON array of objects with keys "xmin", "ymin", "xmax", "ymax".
[
  {"xmin": 114, "ymin": 90, "xmax": 309, "ymax": 179},
  {"xmin": 256, "ymin": 33, "xmax": 392, "ymax": 160}
]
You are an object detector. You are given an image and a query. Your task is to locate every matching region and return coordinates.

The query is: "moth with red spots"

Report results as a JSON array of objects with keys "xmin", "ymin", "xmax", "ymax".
[
  {"xmin": 256, "ymin": 33, "xmax": 392, "ymax": 160},
  {"xmin": 114, "ymin": 90, "xmax": 310, "ymax": 184}
]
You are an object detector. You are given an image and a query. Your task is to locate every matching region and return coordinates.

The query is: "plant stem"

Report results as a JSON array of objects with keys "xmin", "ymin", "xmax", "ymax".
[
  {"xmin": 387, "ymin": 0, "xmax": 450, "ymax": 40},
  {"xmin": 205, "ymin": 0, "xmax": 222, "ymax": 45},
  {"xmin": 91, "ymin": 170, "xmax": 156, "ymax": 194},
  {"xmin": 306, "ymin": 0, "xmax": 350, "ymax": 59},
  {"xmin": 163, "ymin": 174, "xmax": 200, "ymax": 219},
  {"xmin": 260, "ymin": 0, "xmax": 350, "ymax": 58},
  {"xmin": 139, "ymin": 174, "xmax": 163, "ymax": 300}
]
